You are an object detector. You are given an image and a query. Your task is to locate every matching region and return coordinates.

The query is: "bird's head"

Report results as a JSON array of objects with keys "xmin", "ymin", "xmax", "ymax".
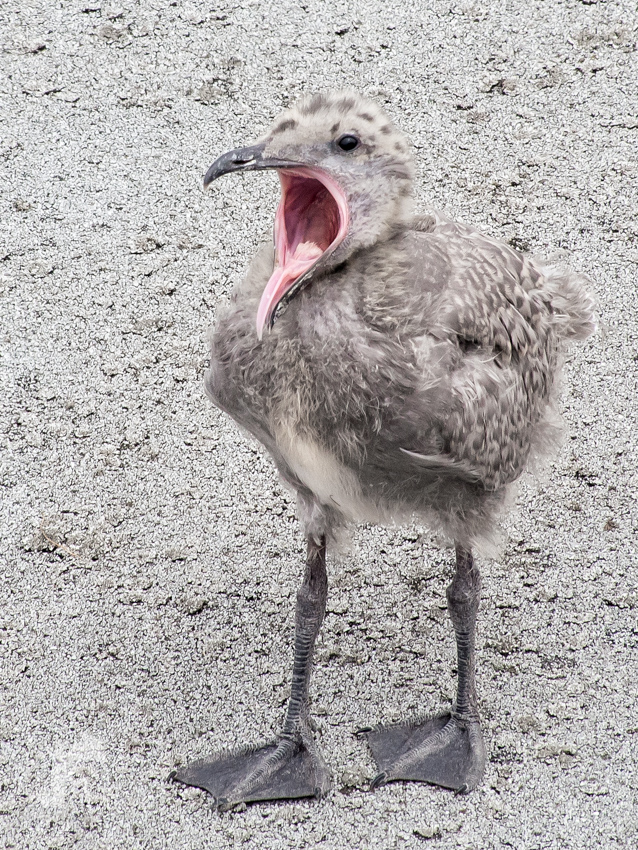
[{"xmin": 204, "ymin": 90, "xmax": 415, "ymax": 338}]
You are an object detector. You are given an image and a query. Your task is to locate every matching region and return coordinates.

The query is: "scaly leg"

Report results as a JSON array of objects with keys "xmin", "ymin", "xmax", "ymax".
[
  {"xmin": 366, "ymin": 544, "xmax": 486, "ymax": 793},
  {"xmin": 172, "ymin": 536, "xmax": 331, "ymax": 809}
]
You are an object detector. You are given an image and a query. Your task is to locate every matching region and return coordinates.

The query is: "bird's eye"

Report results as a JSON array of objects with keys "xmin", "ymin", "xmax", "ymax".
[{"xmin": 336, "ymin": 134, "xmax": 360, "ymax": 152}]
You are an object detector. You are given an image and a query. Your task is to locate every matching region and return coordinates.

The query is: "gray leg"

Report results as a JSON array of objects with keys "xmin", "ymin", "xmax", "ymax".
[
  {"xmin": 172, "ymin": 536, "xmax": 331, "ymax": 809},
  {"xmin": 366, "ymin": 544, "xmax": 486, "ymax": 792}
]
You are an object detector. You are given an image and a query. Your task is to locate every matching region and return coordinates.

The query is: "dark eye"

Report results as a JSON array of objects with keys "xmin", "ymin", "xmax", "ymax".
[{"xmin": 336, "ymin": 134, "xmax": 360, "ymax": 152}]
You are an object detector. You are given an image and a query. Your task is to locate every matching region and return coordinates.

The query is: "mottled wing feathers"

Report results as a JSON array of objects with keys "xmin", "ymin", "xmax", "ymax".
[{"xmin": 381, "ymin": 217, "xmax": 589, "ymax": 491}]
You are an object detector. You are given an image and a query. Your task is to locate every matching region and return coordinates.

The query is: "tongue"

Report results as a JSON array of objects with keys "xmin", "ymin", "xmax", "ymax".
[{"xmin": 256, "ymin": 242, "xmax": 323, "ymax": 339}]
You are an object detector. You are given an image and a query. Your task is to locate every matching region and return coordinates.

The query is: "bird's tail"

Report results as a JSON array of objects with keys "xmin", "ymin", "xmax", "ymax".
[{"xmin": 541, "ymin": 264, "xmax": 597, "ymax": 341}]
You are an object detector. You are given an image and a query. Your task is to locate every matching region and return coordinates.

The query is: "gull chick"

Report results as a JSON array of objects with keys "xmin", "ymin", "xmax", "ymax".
[{"xmin": 173, "ymin": 91, "xmax": 595, "ymax": 808}]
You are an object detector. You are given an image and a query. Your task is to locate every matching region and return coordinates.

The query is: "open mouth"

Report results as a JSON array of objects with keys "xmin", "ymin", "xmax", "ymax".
[{"xmin": 255, "ymin": 168, "xmax": 349, "ymax": 338}]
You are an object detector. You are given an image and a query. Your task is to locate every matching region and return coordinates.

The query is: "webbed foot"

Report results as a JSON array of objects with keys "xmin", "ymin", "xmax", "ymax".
[
  {"xmin": 171, "ymin": 736, "xmax": 331, "ymax": 810},
  {"xmin": 366, "ymin": 712, "xmax": 485, "ymax": 793},
  {"xmin": 172, "ymin": 537, "xmax": 331, "ymax": 810}
]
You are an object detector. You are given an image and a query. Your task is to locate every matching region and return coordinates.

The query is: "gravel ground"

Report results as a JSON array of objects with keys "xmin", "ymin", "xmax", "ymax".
[{"xmin": 1, "ymin": 1, "xmax": 637, "ymax": 848}]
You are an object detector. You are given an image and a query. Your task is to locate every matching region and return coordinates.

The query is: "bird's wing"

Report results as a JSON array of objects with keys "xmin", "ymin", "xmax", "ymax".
[{"xmin": 382, "ymin": 220, "xmax": 561, "ymax": 491}]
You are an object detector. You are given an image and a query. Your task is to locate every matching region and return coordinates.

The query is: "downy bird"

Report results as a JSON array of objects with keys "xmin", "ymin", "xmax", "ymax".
[{"xmin": 172, "ymin": 91, "xmax": 595, "ymax": 808}]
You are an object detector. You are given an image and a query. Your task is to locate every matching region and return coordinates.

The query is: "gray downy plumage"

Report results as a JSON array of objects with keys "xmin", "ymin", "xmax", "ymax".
[{"xmin": 172, "ymin": 90, "xmax": 596, "ymax": 808}]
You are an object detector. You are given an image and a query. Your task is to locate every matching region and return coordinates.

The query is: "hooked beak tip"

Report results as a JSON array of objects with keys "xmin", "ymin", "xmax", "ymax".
[{"xmin": 203, "ymin": 143, "xmax": 268, "ymax": 189}]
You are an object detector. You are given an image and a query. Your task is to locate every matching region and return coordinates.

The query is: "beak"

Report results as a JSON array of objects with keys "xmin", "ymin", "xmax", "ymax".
[{"xmin": 204, "ymin": 142, "xmax": 301, "ymax": 188}]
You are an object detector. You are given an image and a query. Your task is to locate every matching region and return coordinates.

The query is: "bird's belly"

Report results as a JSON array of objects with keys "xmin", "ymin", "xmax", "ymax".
[{"xmin": 277, "ymin": 434, "xmax": 382, "ymax": 524}]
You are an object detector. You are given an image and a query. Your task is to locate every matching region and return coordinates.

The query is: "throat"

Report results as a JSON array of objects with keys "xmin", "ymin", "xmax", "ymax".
[{"xmin": 255, "ymin": 167, "xmax": 349, "ymax": 338}]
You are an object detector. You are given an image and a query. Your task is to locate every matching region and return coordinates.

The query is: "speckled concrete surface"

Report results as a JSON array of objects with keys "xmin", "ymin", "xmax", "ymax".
[{"xmin": 1, "ymin": 1, "xmax": 637, "ymax": 848}]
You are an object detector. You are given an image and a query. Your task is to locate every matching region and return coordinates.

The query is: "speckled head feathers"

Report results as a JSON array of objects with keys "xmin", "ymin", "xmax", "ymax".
[{"xmin": 267, "ymin": 90, "xmax": 413, "ymax": 169}]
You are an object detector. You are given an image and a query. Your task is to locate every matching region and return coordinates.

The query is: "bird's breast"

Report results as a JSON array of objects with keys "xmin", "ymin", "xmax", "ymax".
[{"xmin": 274, "ymin": 430, "xmax": 384, "ymax": 524}]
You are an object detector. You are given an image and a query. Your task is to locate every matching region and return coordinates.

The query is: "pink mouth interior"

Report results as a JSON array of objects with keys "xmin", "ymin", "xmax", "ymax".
[{"xmin": 256, "ymin": 168, "xmax": 349, "ymax": 338}]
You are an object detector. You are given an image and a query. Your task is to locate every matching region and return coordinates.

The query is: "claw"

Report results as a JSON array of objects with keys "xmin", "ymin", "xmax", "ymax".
[
  {"xmin": 370, "ymin": 771, "xmax": 388, "ymax": 790},
  {"xmin": 218, "ymin": 798, "xmax": 246, "ymax": 813}
]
